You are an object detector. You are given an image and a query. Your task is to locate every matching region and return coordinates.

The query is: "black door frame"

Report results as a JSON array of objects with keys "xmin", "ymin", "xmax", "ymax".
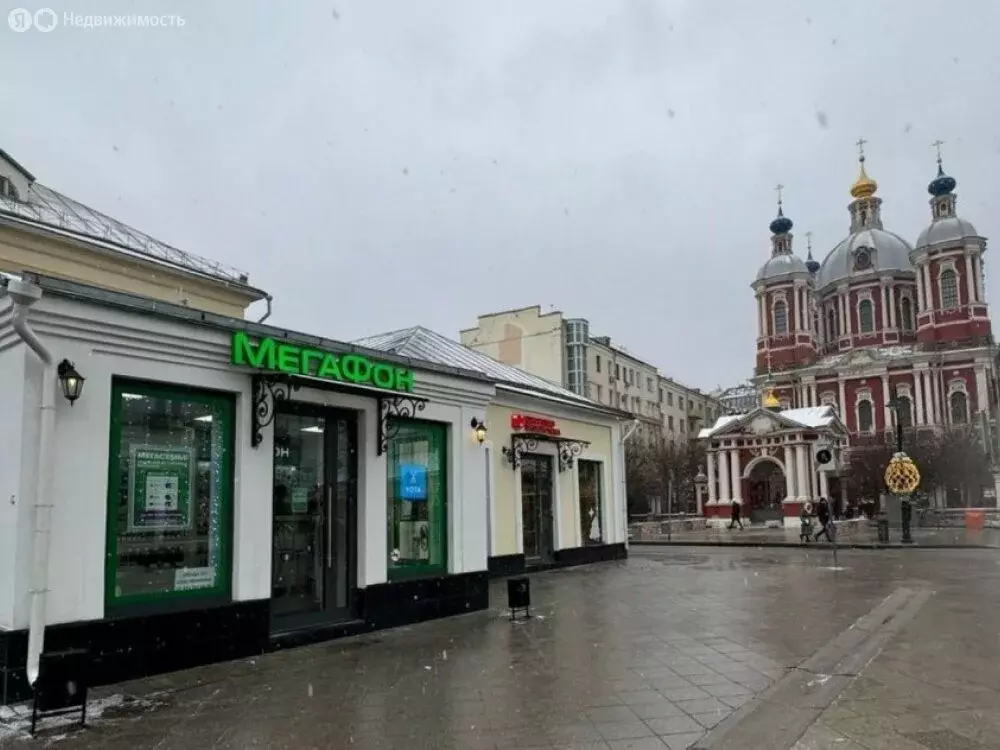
[
  {"xmin": 521, "ymin": 452, "xmax": 555, "ymax": 564},
  {"xmin": 270, "ymin": 401, "xmax": 358, "ymax": 633}
]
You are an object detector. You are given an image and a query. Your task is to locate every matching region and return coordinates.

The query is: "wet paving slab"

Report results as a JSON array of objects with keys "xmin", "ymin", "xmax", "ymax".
[{"xmin": 3, "ymin": 547, "xmax": 998, "ymax": 749}]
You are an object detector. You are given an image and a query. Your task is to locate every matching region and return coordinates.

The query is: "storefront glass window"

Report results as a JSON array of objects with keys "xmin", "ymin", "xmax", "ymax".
[
  {"xmin": 106, "ymin": 381, "xmax": 234, "ymax": 607},
  {"xmin": 386, "ymin": 419, "xmax": 447, "ymax": 579},
  {"xmin": 578, "ymin": 460, "xmax": 603, "ymax": 545}
]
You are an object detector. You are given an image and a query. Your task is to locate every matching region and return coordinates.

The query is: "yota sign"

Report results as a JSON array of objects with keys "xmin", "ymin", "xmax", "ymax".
[{"xmin": 231, "ymin": 332, "xmax": 414, "ymax": 392}]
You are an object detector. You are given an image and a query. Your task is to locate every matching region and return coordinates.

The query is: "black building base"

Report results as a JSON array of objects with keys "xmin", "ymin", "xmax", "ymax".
[
  {"xmin": 487, "ymin": 542, "xmax": 627, "ymax": 577},
  {"xmin": 0, "ymin": 571, "xmax": 489, "ymax": 706}
]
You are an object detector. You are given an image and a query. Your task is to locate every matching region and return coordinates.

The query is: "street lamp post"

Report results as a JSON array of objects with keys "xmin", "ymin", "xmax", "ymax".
[{"xmin": 886, "ymin": 386, "xmax": 914, "ymax": 544}]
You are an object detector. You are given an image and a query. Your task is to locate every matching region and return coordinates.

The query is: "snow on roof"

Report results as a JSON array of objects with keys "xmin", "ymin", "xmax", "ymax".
[
  {"xmin": 354, "ymin": 326, "xmax": 623, "ymax": 415},
  {"xmin": 0, "ymin": 170, "xmax": 256, "ymax": 288},
  {"xmin": 698, "ymin": 405, "xmax": 838, "ymax": 438}
]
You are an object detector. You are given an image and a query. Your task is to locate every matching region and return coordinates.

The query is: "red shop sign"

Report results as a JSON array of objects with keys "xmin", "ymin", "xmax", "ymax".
[{"xmin": 510, "ymin": 413, "xmax": 561, "ymax": 436}]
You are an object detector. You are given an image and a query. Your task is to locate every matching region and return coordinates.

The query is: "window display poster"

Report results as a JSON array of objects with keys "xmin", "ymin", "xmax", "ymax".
[
  {"xmin": 128, "ymin": 446, "xmax": 194, "ymax": 532},
  {"xmin": 399, "ymin": 463, "xmax": 427, "ymax": 501}
]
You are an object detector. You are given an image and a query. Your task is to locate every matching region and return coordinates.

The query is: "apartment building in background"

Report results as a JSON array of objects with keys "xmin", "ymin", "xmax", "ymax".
[{"xmin": 459, "ymin": 305, "xmax": 722, "ymax": 442}]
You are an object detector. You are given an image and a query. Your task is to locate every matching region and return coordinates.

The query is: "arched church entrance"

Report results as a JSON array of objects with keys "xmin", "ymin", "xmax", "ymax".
[{"xmin": 745, "ymin": 458, "xmax": 785, "ymax": 523}]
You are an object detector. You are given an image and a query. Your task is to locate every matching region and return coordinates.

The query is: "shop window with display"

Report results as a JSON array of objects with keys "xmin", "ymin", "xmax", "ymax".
[
  {"xmin": 578, "ymin": 459, "xmax": 603, "ymax": 545},
  {"xmin": 105, "ymin": 380, "xmax": 234, "ymax": 609},
  {"xmin": 386, "ymin": 419, "xmax": 448, "ymax": 579}
]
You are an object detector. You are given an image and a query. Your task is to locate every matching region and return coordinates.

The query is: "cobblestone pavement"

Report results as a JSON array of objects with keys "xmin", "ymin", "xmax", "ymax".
[
  {"xmin": 2, "ymin": 547, "xmax": 998, "ymax": 749},
  {"xmin": 636, "ymin": 523, "xmax": 1000, "ymax": 549}
]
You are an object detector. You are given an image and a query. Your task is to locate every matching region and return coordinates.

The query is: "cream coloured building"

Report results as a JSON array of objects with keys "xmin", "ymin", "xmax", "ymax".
[
  {"xmin": 460, "ymin": 305, "xmax": 722, "ymax": 444},
  {"xmin": 0, "ymin": 147, "xmax": 269, "ymax": 318}
]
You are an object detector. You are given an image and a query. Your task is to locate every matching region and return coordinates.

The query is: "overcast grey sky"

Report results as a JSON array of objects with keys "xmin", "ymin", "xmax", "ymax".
[{"xmin": 3, "ymin": 0, "xmax": 999, "ymax": 389}]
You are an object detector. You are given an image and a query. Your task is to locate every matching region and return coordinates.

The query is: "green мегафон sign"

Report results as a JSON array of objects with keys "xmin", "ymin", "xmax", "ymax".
[{"xmin": 231, "ymin": 331, "xmax": 414, "ymax": 392}]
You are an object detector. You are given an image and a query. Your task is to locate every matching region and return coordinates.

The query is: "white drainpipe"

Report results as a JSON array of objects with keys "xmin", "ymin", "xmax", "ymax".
[
  {"xmin": 6, "ymin": 278, "xmax": 57, "ymax": 686},
  {"xmin": 620, "ymin": 419, "xmax": 639, "ymax": 546}
]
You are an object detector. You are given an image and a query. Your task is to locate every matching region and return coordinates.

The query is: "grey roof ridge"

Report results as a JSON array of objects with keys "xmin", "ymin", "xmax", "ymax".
[{"xmin": 14, "ymin": 272, "xmax": 494, "ymax": 384}]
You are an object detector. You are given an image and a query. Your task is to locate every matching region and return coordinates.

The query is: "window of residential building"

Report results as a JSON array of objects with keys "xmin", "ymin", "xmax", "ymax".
[
  {"xmin": 578, "ymin": 460, "xmax": 603, "ymax": 545},
  {"xmin": 939, "ymin": 268, "xmax": 959, "ymax": 310},
  {"xmin": 679, "ymin": 419, "xmax": 685, "ymax": 432},
  {"xmin": 105, "ymin": 381, "xmax": 235, "ymax": 609},
  {"xmin": 595, "ymin": 384, "xmax": 603, "ymax": 401},
  {"xmin": 615, "ymin": 364, "xmax": 620, "ymax": 379},
  {"xmin": 658, "ymin": 388, "xmax": 664, "ymax": 403},
  {"xmin": 668, "ymin": 415, "xmax": 674, "ymax": 430},
  {"xmin": 646, "ymin": 377, "xmax": 653, "ymax": 392},
  {"xmin": 595, "ymin": 355, "xmax": 601, "ymax": 372},
  {"xmin": 386, "ymin": 420, "xmax": 448, "ymax": 579},
  {"xmin": 667, "ymin": 393, "xmax": 673, "ymax": 406}
]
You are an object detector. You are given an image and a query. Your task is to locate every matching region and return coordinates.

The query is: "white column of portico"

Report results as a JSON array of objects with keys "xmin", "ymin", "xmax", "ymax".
[
  {"xmin": 819, "ymin": 469, "xmax": 830, "ymax": 499},
  {"xmin": 718, "ymin": 450, "xmax": 731, "ymax": 503},
  {"xmin": 966, "ymin": 254, "xmax": 976, "ymax": 307},
  {"xmin": 795, "ymin": 444, "xmax": 809, "ymax": 501},
  {"xmin": 976, "ymin": 367, "xmax": 989, "ymax": 414},
  {"xmin": 927, "ymin": 369, "xmax": 940, "ymax": 425},
  {"xmin": 838, "ymin": 379, "xmax": 847, "ymax": 418},
  {"xmin": 809, "ymin": 383, "xmax": 818, "ymax": 406},
  {"xmin": 881, "ymin": 374, "xmax": 892, "ymax": 433},
  {"xmin": 706, "ymin": 451, "xmax": 717, "ymax": 505},
  {"xmin": 730, "ymin": 448, "xmax": 742, "ymax": 504},
  {"xmin": 913, "ymin": 367, "xmax": 925, "ymax": 425},
  {"xmin": 783, "ymin": 444, "xmax": 796, "ymax": 500}
]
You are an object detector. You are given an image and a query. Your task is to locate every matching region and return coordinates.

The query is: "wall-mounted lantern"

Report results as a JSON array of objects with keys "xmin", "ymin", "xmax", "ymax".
[
  {"xmin": 470, "ymin": 417, "xmax": 487, "ymax": 445},
  {"xmin": 56, "ymin": 359, "xmax": 85, "ymax": 406}
]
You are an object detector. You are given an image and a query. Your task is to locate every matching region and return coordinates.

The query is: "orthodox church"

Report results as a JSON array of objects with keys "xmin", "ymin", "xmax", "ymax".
[{"xmin": 698, "ymin": 142, "xmax": 994, "ymax": 525}]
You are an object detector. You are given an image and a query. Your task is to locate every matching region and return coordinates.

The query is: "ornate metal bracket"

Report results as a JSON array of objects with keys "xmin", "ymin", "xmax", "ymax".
[
  {"xmin": 377, "ymin": 395, "xmax": 428, "ymax": 455},
  {"xmin": 558, "ymin": 440, "xmax": 588, "ymax": 472},
  {"xmin": 251, "ymin": 374, "xmax": 300, "ymax": 448},
  {"xmin": 502, "ymin": 436, "xmax": 537, "ymax": 469}
]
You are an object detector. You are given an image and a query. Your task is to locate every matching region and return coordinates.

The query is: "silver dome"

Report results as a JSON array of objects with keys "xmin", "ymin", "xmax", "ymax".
[
  {"xmin": 815, "ymin": 228, "xmax": 914, "ymax": 290},
  {"xmin": 756, "ymin": 253, "xmax": 808, "ymax": 281},
  {"xmin": 915, "ymin": 216, "xmax": 978, "ymax": 250}
]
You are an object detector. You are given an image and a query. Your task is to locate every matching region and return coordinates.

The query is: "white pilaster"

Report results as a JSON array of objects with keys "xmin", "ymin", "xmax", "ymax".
[
  {"xmin": 758, "ymin": 295, "xmax": 766, "ymax": 338},
  {"xmin": 844, "ymin": 292, "xmax": 853, "ymax": 337},
  {"xmin": 707, "ymin": 451, "xmax": 717, "ymax": 504},
  {"xmin": 966, "ymin": 254, "xmax": 976, "ymax": 307},
  {"xmin": 730, "ymin": 449, "xmax": 742, "ymax": 504},
  {"xmin": 923, "ymin": 265, "xmax": 933, "ymax": 312},
  {"xmin": 809, "ymin": 383, "xmax": 817, "ymax": 407},
  {"xmin": 913, "ymin": 368, "xmax": 925, "ymax": 425},
  {"xmin": 783, "ymin": 444, "xmax": 796, "ymax": 499},
  {"xmin": 718, "ymin": 450, "xmax": 731, "ymax": 502},
  {"xmin": 838, "ymin": 379, "xmax": 847, "ymax": 418},
  {"xmin": 795, "ymin": 444, "xmax": 809, "ymax": 501},
  {"xmin": 839, "ymin": 294, "xmax": 847, "ymax": 338},
  {"xmin": 916, "ymin": 266, "xmax": 926, "ymax": 311},
  {"xmin": 881, "ymin": 280, "xmax": 890, "ymax": 330},
  {"xmin": 976, "ymin": 367, "xmax": 989, "ymax": 414},
  {"xmin": 888, "ymin": 285, "xmax": 897, "ymax": 328}
]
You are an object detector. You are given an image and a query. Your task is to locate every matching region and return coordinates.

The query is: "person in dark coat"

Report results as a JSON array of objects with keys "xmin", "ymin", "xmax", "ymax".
[
  {"xmin": 813, "ymin": 497, "xmax": 832, "ymax": 542},
  {"xmin": 728, "ymin": 500, "xmax": 744, "ymax": 530}
]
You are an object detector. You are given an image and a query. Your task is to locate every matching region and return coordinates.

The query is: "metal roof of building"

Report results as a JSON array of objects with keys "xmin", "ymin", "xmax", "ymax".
[
  {"xmin": 355, "ymin": 326, "xmax": 626, "ymax": 416},
  {"xmin": 0, "ymin": 150, "xmax": 257, "ymax": 289}
]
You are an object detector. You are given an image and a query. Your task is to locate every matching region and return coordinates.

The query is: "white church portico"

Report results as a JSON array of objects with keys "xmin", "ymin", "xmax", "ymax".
[{"xmin": 698, "ymin": 396, "xmax": 848, "ymax": 528}]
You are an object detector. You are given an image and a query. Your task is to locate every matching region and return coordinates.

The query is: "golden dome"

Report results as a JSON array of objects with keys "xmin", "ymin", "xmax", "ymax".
[
  {"xmin": 762, "ymin": 388, "xmax": 781, "ymax": 409},
  {"xmin": 850, "ymin": 159, "xmax": 878, "ymax": 199}
]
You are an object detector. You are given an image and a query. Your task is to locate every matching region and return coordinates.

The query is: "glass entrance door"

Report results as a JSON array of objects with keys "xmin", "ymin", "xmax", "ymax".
[
  {"xmin": 271, "ymin": 406, "xmax": 357, "ymax": 631},
  {"xmin": 521, "ymin": 454, "xmax": 554, "ymax": 563}
]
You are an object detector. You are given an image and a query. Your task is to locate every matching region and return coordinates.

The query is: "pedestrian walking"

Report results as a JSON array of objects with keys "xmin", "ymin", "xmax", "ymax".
[
  {"xmin": 728, "ymin": 500, "xmax": 744, "ymax": 530},
  {"xmin": 799, "ymin": 502, "xmax": 814, "ymax": 543},
  {"xmin": 813, "ymin": 497, "xmax": 832, "ymax": 542}
]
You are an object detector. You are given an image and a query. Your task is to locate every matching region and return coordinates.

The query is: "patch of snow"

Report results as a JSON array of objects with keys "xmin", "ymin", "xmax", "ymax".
[{"xmin": 0, "ymin": 693, "xmax": 155, "ymax": 742}]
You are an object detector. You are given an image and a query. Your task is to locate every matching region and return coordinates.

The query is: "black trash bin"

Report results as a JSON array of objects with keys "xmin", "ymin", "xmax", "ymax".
[{"xmin": 507, "ymin": 577, "xmax": 530, "ymax": 621}]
